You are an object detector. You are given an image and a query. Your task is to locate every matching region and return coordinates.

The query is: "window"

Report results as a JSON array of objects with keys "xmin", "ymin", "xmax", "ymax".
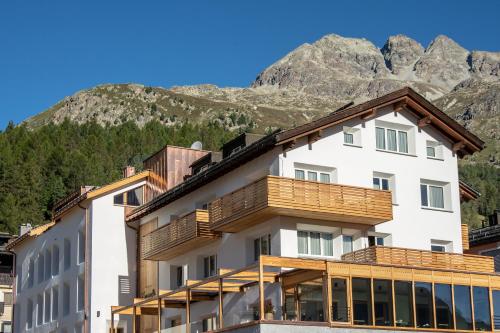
[
  {"xmin": 395, "ymin": 281, "xmax": 414, "ymax": 327},
  {"xmin": 28, "ymin": 258, "xmax": 34, "ymax": 288},
  {"xmin": 64, "ymin": 239, "xmax": 71, "ymax": 270},
  {"xmin": 27, "ymin": 299, "xmax": 33, "ymax": 329},
  {"xmin": 342, "ymin": 235, "xmax": 353, "ymax": 254},
  {"xmin": 454, "ymin": 285, "xmax": 473, "ymax": 330},
  {"xmin": 37, "ymin": 294, "xmax": 43, "ymax": 326},
  {"xmin": 52, "ymin": 287, "xmax": 58, "ymax": 321},
  {"xmin": 435, "ymin": 284, "xmax": 453, "ymax": 329},
  {"xmin": 254, "ymin": 234, "xmax": 271, "ymax": 261},
  {"xmin": 44, "ymin": 289, "xmax": 51, "ymax": 323},
  {"xmin": 431, "ymin": 244, "xmax": 446, "ymax": 252},
  {"xmin": 427, "ymin": 146, "xmax": 436, "ymax": 157},
  {"xmin": 368, "ymin": 235, "xmax": 385, "ymax": 246},
  {"xmin": 473, "ymin": 286, "xmax": 491, "ymax": 331},
  {"xmin": 343, "ymin": 126, "xmax": 361, "ymax": 146},
  {"xmin": 352, "ymin": 278, "xmax": 372, "ymax": 325},
  {"xmin": 45, "ymin": 248, "xmax": 52, "ymax": 280},
  {"xmin": 295, "ymin": 168, "xmax": 332, "ymax": 183},
  {"xmin": 77, "ymin": 275, "xmax": 84, "ymax": 311},
  {"xmin": 37, "ymin": 253, "xmax": 44, "ymax": 283},
  {"xmin": 52, "ymin": 245, "xmax": 59, "ymax": 276},
  {"xmin": 373, "ymin": 177, "xmax": 389, "ymax": 191},
  {"xmin": 202, "ymin": 316, "xmax": 217, "ymax": 332},
  {"xmin": 203, "ymin": 255, "xmax": 217, "ymax": 278},
  {"xmin": 298, "ymin": 281, "xmax": 324, "ymax": 321},
  {"xmin": 294, "ymin": 169, "xmax": 305, "ymax": 180},
  {"xmin": 113, "ymin": 187, "xmax": 143, "ymax": 207},
  {"xmin": 344, "ymin": 132, "xmax": 354, "ymax": 144},
  {"xmin": 63, "ymin": 283, "xmax": 70, "ymax": 316},
  {"xmin": 331, "ymin": 278, "xmax": 348, "ymax": 322},
  {"xmin": 78, "ymin": 229, "xmax": 85, "ymax": 264},
  {"xmin": 176, "ymin": 266, "xmax": 184, "ymax": 288},
  {"xmin": 426, "ymin": 141, "xmax": 443, "ymax": 159},
  {"xmin": 420, "ymin": 184, "xmax": 444, "ymax": 209},
  {"xmin": 297, "ymin": 231, "xmax": 333, "ymax": 256},
  {"xmin": 376, "ymin": 127, "xmax": 408, "ymax": 153},
  {"xmin": 307, "ymin": 171, "xmax": 317, "ymax": 181},
  {"xmin": 3, "ymin": 292, "xmax": 12, "ymax": 305},
  {"xmin": 415, "ymin": 282, "xmax": 434, "ymax": 328},
  {"xmin": 319, "ymin": 173, "xmax": 330, "ymax": 183},
  {"xmin": 374, "ymin": 279, "xmax": 393, "ymax": 326},
  {"xmin": 492, "ymin": 290, "xmax": 500, "ymax": 330}
]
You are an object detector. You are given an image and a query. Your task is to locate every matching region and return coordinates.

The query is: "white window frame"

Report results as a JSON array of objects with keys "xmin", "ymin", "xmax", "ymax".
[
  {"xmin": 420, "ymin": 183, "xmax": 446, "ymax": 210},
  {"xmin": 426, "ymin": 140, "xmax": 444, "ymax": 160},
  {"xmin": 372, "ymin": 176, "xmax": 390, "ymax": 191},
  {"xmin": 254, "ymin": 234, "xmax": 271, "ymax": 261},
  {"xmin": 376, "ymin": 126, "xmax": 409, "ymax": 154},
  {"xmin": 203, "ymin": 255, "xmax": 217, "ymax": 278},
  {"xmin": 342, "ymin": 235, "xmax": 353, "ymax": 254},
  {"xmin": 431, "ymin": 240, "xmax": 452, "ymax": 252},
  {"xmin": 294, "ymin": 167, "xmax": 333, "ymax": 184},
  {"xmin": 297, "ymin": 230, "xmax": 334, "ymax": 257},
  {"xmin": 343, "ymin": 126, "xmax": 362, "ymax": 147}
]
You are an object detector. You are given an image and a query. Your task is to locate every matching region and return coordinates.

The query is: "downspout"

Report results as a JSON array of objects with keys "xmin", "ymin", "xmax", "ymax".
[
  {"xmin": 10, "ymin": 250, "xmax": 16, "ymax": 333},
  {"xmin": 78, "ymin": 202, "xmax": 90, "ymax": 333}
]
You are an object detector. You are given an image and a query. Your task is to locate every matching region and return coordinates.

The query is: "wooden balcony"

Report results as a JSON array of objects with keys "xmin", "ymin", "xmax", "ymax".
[
  {"xmin": 141, "ymin": 210, "xmax": 221, "ymax": 261},
  {"xmin": 208, "ymin": 176, "xmax": 393, "ymax": 233},
  {"xmin": 341, "ymin": 246, "xmax": 495, "ymax": 273}
]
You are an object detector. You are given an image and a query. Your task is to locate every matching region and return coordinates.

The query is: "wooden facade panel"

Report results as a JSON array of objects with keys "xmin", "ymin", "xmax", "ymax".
[
  {"xmin": 462, "ymin": 223, "xmax": 470, "ymax": 250},
  {"xmin": 209, "ymin": 176, "xmax": 393, "ymax": 232}
]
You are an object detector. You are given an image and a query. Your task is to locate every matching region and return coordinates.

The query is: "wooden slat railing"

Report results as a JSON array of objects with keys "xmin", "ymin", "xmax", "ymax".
[
  {"xmin": 141, "ymin": 210, "xmax": 220, "ymax": 260},
  {"xmin": 341, "ymin": 246, "xmax": 495, "ymax": 273},
  {"xmin": 461, "ymin": 223, "xmax": 470, "ymax": 250},
  {"xmin": 209, "ymin": 176, "xmax": 393, "ymax": 231}
]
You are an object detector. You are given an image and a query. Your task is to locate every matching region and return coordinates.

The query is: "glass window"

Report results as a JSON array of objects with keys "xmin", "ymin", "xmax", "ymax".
[
  {"xmin": 420, "ymin": 184, "xmax": 428, "ymax": 207},
  {"xmin": 64, "ymin": 239, "xmax": 71, "ymax": 270},
  {"xmin": 28, "ymin": 259, "xmax": 34, "ymax": 288},
  {"xmin": 374, "ymin": 279, "xmax": 393, "ymax": 326},
  {"xmin": 254, "ymin": 234, "xmax": 271, "ymax": 260},
  {"xmin": 77, "ymin": 275, "xmax": 84, "ymax": 311},
  {"xmin": 431, "ymin": 244, "xmax": 446, "ymax": 252},
  {"xmin": 427, "ymin": 146, "xmax": 436, "ymax": 157},
  {"xmin": 176, "ymin": 266, "xmax": 184, "ymax": 288},
  {"xmin": 63, "ymin": 283, "xmax": 70, "ymax": 317},
  {"xmin": 344, "ymin": 132, "xmax": 354, "ymax": 144},
  {"xmin": 435, "ymin": 284, "xmax": 453, "ymax": 329},
  {"xmin": 398, "ymin": 131, "xmax": 408, "ymax": 153},
  {"xmin": 298, "ymin": 231, "xmax": 308, "ymax": 255},
  {"xmin": 473, "ymin": 286, "xmax": 492, "ymax": 331},
  {"xmin": 45, "ymin": 249, "xmax": 52, "ymax": 280},
  {"xmin": 454, "ymin": 285, "xmax": 473, "ymax": 330},
  {"xmin": 352, "ymin": 278, "xmax": 372, "ymax": 325},
  {"xmin": 295, "ymin": 169, "xmax": 305, "ymax": 180},
  {"xmin": 492, "ymin": 290, "xmax": 500, "ymax": 330},
  {"xmin": 310, "ymin": 232, "xmax": 321, "ymax": 255},
  {"xmin": 37, "ymin": 294, "xmax": 43, "ymax": 326},
  {"xmin": 307, "ymin": 171, "xmax": 318, "ymax": 181},
  {"xmin": 387, "ymin": 129, "xmax": 397, "ymax": 151},
  {"xmin": 415, "ymin": 282, "xmax": 434, "ymax": 328},
  {"xmin": 78, "ymin": 229, "xmax": 85, "ymax": 264},
  {"xmin": 298, "ymin": 231, "xmax": 334, "ymax": 257},
  {"xmin": 44, "ymin": 290, "xmax": 51, "ymax": 323},
  {"xmin": 322, "ymin": 233, "xmax": 333, "ymax": 256},
  {"xmin": 332, "ymin": 278, "xmax": 348, "ymax": 322},
  {"xmin": 37, "ymin": 253, "xmax": 44, "ymax": 283},
  {"xmin": 202, "ymin": 316, "xmax": 217, "ymax": 332},
  {"xmin": 126, "ymin": 187, "xmax": 143, "ymax": 206},
  {"xmin": 52, "ymin": 245, "xmax": 59, "ymax": 276},
  {"xmin": 319, "ymin": 173, "xmax": 330, "ymax": 183},
  {"xmin": 203, "ymin": 255, "xmax": 217, "ymax": 278},
  {"xmin": 113, "ymin": 193, "xmax": 124, "ymax": 205},
  {"xmin": 369, "ymin": 236, "xmax": 385, "ymax": 247},
  {"xmin": 376, "ymin": 127, "xmax": 385, "ymax": 150},
  {"xmin": 343, "ymin": 235, "xmax": 353, "ymax": 254},
  {"xmin": 421, "ymin": 184, "xmax": 445, "ymax": 209},
  {"xmin": 52, "ymin": 287, "xmax": 59, "ymax": 320},
  {"xmin": 373, "ymin": 177, "xmax": 389, "ymax": 191},
  {"xmin": 395, "ymin": 281, "xmax": 414, "ymax": 327},
  {"xmin": 298, "ymin": 282, "xmax": 324, "ymax": 321},
  {"xmin": 27, "ymin": 299, "xmax": 33, "ymax": 329}
]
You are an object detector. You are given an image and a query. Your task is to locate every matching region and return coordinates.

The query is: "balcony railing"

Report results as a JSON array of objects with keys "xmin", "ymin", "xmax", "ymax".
[
  {"xmin": 341, "ymin": 246, "xmax": 495, "ymax": 273},
  {"xmin": 208, "ymin": 176, "xmax": 393, "ymax": 232},
  {"xmin": 141, "ymin": 210, "xmax": 221, "ymax": 261}
]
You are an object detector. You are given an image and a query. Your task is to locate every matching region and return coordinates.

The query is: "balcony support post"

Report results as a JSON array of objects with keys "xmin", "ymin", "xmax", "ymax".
[
  {"xmin": 218, "ymin": 278, "xmax": 224, "ymax": 328},
  {"xmin": 157, "ymin": 297, "xmax": 162, "ymax": 333},
  {"xmin": 132, "ymin": 305, "xmax": 136, "ymax": 333},
  {"xmin": 323, "ymin": 269, "xmax": 332, "ymax": 323},
  {"xmin": 186, "ymin": 288, "xmax": 191, "ymax": 333},
  {"xmin": 259, "ymin": 258, "xmax": 265, "ymax": 320},
  {"xmin": 111, "ymin": 311, "xmax": 114, "ymax": 332}
]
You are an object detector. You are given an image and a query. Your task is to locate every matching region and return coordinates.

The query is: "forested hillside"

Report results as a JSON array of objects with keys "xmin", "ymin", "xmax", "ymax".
[{"xmin": 0, "ymin": 120, "xmax": 235, "ymax": 234}]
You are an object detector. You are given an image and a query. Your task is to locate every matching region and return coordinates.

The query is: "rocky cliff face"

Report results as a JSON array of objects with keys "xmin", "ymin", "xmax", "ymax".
[{"xmin": 25, "ymin": 33, "xmax": 499, "ymax": 164}]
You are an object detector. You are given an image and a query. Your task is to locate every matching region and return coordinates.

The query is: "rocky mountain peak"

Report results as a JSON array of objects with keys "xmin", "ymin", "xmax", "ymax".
[{"xmin": 381, "ymin": 34, "xmax": 424, "ymax": 75}]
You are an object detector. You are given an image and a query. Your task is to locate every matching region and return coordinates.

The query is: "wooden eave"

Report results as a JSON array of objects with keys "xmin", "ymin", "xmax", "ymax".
[
  {"xmin": 5, "ymin": 221, "xmax": 56, "ymax": 250},
  {"xmin": 459, "ymin": 180, "xmax": 481, "ymax": 202}
]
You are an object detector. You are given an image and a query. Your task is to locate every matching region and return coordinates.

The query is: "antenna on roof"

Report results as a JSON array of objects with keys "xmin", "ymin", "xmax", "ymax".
[
  {"xmin": 330, "ymin": 101, "xmax": 354, "ymax": 114},
  {"xmin": 190, "ymin": 141, "xmax": 203, "ymax": 150}
]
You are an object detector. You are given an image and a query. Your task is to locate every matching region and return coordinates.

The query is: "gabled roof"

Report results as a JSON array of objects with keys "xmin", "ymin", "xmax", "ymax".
[
  {"xmin": 5, "ymin": 221, "xmax": 55, "ymax": 251},
  {"xmin": 127, "ymin": 87, "xmax": 484, "ymax": 222}
]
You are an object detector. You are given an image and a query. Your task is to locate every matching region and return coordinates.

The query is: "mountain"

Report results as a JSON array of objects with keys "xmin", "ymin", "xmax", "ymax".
[{"xmin": 24, "ymin": 34, "xmax": 499, "ymax": 165}]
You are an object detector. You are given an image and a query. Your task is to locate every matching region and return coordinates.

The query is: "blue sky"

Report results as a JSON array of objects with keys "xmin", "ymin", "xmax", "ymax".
[{"xmin": 1, "ymin": 0, "xmax": 499, "ymax": 129}]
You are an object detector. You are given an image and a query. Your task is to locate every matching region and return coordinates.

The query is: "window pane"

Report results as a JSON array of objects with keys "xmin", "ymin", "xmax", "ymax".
[
  {"xmin": 492, "ymin": 290, "xmax": 500, "ymax": 330},
  {"xmin": 431, "ymin": 245, "xmax": 445, "ymax": 252},
  {"xmin": 307, "ymin": 171, "xmax": 318, "ymax": 181},
  {"xmin": 344, "ymin": 132, "xmax": 354, "ymax": 144},
  {"xmin": 310, "ymin": 232, "xmax": 321, "ymax": 255},
  {"xmin": 415, "ymin": 282, "xmax": 434, "ymax": 328},
  {"xmin": 254, "ymin": 238, "xmax": 260, "ymax": 261},
  {"xmin": 352, "ymin": 278, "xmax": 372, "ymax": 325},
  {"xmin": 203, "ymin": 257, "xmax": 209, "ymax": 278},
  {"xmin": 298, "ymin": 231, "xmax": 308, "ymax": 255},
  {"xmin": 343, "ymin": 236, "xmax": 353, "ymax": 254},
  {"xmin": 376, "ymin": 127, "xmax": 385, "ymax": 150},
  {"xmin": 332, "ymin": 278, "xmax": 348, "ymax": 322},
  {"xmin": 395, "ymin": 281, "xmax": 414, "ymax": 327},
  {"xmin": 376, "ymin": 237, "xmax": 384, "ymax": 246},
  {"xmin": 429, "ymin": 186, "xmax": 444, "ymax": 209},
  {"xmin": 322, "ymin": 233, "xmax": 333, "ymax": 256},
  {"xmin": 435, "ymin": 284, "xmax": 453, "ymax": 329},
  {"xmin": 381, "ymin": 178, "xmax": 389, "ymax": 190},
  {"xmin": 298, "ymin": 282, "xmax": 324, "ymax": 321},
  {"xmin": 319, "ymin": 173, "xmax": 330, "ymax": 183},
  {"xmin": 374, "ymin": 279, "xmax": 393, "ymax": 326},
  {"xmin": 387, "ymin": 129, "xmax": 397, "ymax": 151},
  {"xmin": 126, "ymin": 188, "xmax": 141, "ymax": 206},
  {"xmin": 261, "ymin": 235, "xmax": 269, "ymax": 255},
  {"xmin": 295, "ymin": 170, "xmax": 305, "ymax": 180},
  {"xmin": 420, "ymin": 184, "xmax": 428, "ymax": 207},
  {"xmin": 398, "ymin": 131, "xmax": 408, "ymax": 153},
  {"xmin": 427, "ymin": 146, "xmax": 436, "ymax": 157},
  {"xmin": 209, "ymin": 255, "xmax": 216, "ymax": 277},
  {"xmin": 373, "ymin": 178, "xmax": 380, "ymax": 190},
  {"xmin": 113, "ymin": 193, "xmax": 124, "ymax": 205},
  {"xmin": 473, "ymin": 286, "xmax": 492, "ymax": 331},
  {"xmin": 454, "ymin": 285, "xmax": 473, "ymax": 330}
]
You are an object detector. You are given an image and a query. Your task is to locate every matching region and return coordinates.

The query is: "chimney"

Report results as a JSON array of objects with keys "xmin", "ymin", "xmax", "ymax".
[
  {"xmin": 123, "ymin": 166, "xmax": 136, "ymax": 178},
  {"xmin": 19, "ymin": 223, "xmax": 32, "ymax": 236}
]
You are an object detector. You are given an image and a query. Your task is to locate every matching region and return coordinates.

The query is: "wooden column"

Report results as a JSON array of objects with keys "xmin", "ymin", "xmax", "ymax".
[
  {"xmin": 186, "ymin": 289, "xmax": 191, "ymax": 333},
  {"xmin": 111, "ymin": 312, "xmax": 114, "ymax": 333},
  {"xmin": 323, "ymin": 272, "xmax": 332, "ymax": 323},
  {"xmin": 259, "ymin": 260, "xmax": 265, "ymax": 320},
  {"xmin": 218, "ymin": 278, "xmax": 224, "ymax": 329},
  {"xmin": 132, "ymin": 306, "xmax": 136, "ymax": 333},
  {"xmin": 157, "ymin": 298, "xmax": 162, "ymax": 333}
]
